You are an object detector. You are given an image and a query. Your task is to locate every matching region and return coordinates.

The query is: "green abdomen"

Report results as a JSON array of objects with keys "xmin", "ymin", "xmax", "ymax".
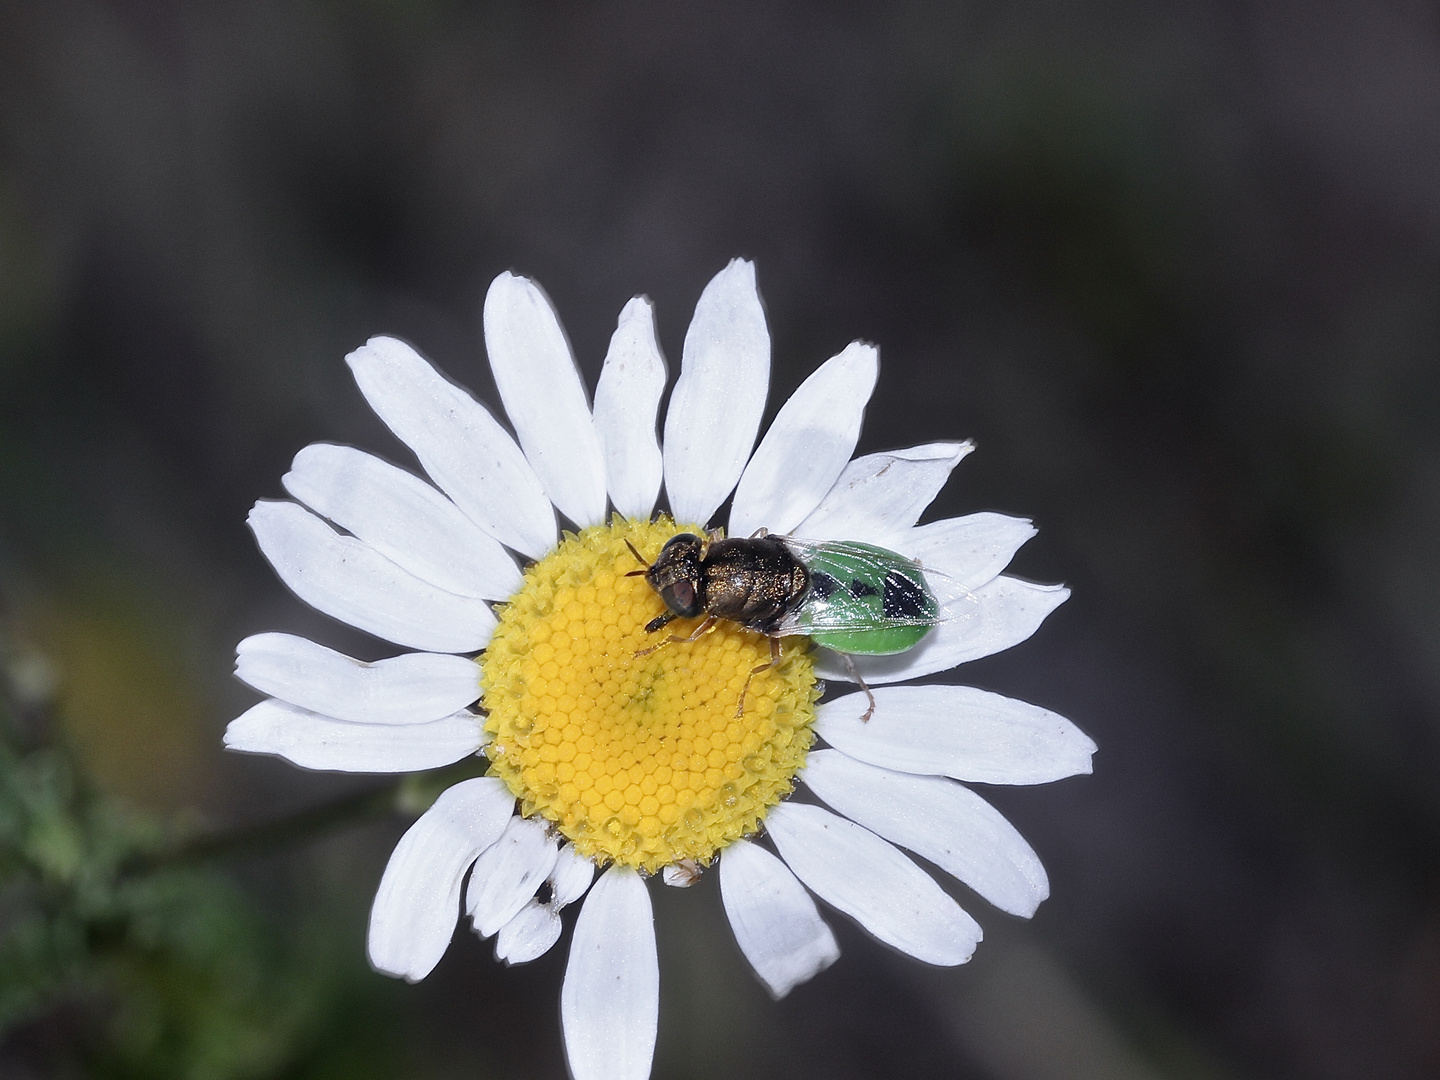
[
  {"xmin": 797, "ymin": 543, "xmax": 938, "ymax": 656},
  {"xmin": 807, "ymin": 623, "xmax": 933, "ymax": 656}
]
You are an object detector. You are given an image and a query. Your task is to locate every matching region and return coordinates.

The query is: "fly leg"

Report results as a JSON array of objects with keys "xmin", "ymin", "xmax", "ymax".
[
  {"xmin": 736, "ymin": 635, "xmax": 783, "ymax": 718},
  {"xmin": 842, "ymin": 653, "xmax": 878, "ymax": 722},
  {"xmin": 634, "ymin": 615, "xmax": 717, "ymax": 658}
]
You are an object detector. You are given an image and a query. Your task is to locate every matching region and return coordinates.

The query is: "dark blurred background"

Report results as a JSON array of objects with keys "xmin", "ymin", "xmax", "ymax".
[{"xmin": 2, "ymin": 2, "xmax": 1439, "ymax": 1078}]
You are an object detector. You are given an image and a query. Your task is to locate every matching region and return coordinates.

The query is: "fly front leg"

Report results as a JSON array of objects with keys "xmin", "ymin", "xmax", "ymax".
[
  {"xmin": 736, "ymin": 635, "xmax": 783, "ymax": 718},
  {"xmin": 842, "ymin": 653, "xmax": 878, "ymax": 722},
  {"xmin": 634, "ymin": 615, "xmax": 718, "ymax": 658}
]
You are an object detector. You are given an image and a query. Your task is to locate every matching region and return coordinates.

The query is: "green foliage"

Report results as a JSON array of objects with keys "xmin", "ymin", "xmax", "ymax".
[{"xmin": 0, "ymin": 656, "xmax": 399, "ymax": 1080}]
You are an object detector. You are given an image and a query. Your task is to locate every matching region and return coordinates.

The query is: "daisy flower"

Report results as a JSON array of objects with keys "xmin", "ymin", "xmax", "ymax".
[{"xmin": 225, "ymin": 260, "xmax": 1095, "ymax": 1080}]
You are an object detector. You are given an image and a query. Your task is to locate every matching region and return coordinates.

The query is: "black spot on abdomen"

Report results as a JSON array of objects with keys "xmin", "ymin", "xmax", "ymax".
[
  {"xmin": 810, "ymin": 572, "xmax": 840, "ymax": 599},
  {"xmin": 882, "ymin": 570, "xmax": 930, "ymax": 619},
  {"xmin": 848, "ymin": 579, "xmax": 880, "ymax": 599}
]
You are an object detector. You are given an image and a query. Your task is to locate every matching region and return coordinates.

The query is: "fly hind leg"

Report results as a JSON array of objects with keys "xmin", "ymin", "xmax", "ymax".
[
  {"xmin": 842, "ymin": 653, "xmax": 878, "ymax": 722},
  {"xmin": 736, "ymin": 636, "xmax": 783, "ymax": 718}
]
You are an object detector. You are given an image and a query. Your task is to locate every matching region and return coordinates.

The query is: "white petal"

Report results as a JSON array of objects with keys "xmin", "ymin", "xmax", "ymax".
[
  {"xmin": 490, "ymin": 842, "xmax": 594, "ymax": 966},
  {"xmin": 367, "ymin": 777, "xmax": 515, "ymax": 982},
  {"xmin": 345, "ymin": 336, "xmax": 556, "ymax": 559},
  {"xmin": 814, "ymin": 575, "xmax": 1068, "ymax": 685},
  {"xmin": 815, "ymin": 684, "xmax": 1096, "ymax": 785},
  {"xmin": 795, "ymin": 442, "xmax": 974, "ymax": 547},
  {"xmin": 495, "ymin": 900, "xmax": 563, "ymax": 965},
  {"xmin": 484, "ymin": 273, "xmax": 607, "ymax": 528},
  {"xmin": 899, "ymin": 512, "xmax": 1037, "ymax": 591},
  {"xmin": 766, "ymin": 803, "xmax": 982, "ymax": 966},
  {"xmin": 283, "ymin": 443, "xmax": 521, "ymax": 600},
  {"xmin": 562, "ymin": 866, "xmax": 658, "ymax": 1080},
  {"xmin": 550, "ymin": 844, "xmax": 597, "ymax": 908},
  {"xmin": 729, "ymin": 342, "xmax": 879, "ymax": 538},
  {"xmin": 224, "ymin": 700, "xmax": 484, "ymax": 773},
  {"xmin": 248, "ymin": 501, "xmax": 496, "ymax": 653},
  {"xmin": 235, "ymin": 633, "xmax": 479, "ymax": 724},
  {"xmin": 592, "ymin": 297, "xmax": 666, "ymax": 520},
  {"xmin": 663, "ymin": 259, "xmax": 770, "ymax": 526},
  {"xmin": 801, "ymin": 750, "xmax": 1049, "ymax": 917},
  {"xmin": 466, "ymin": 815, "xmax": 559, "ymax": 938},
  {"xmin": 720, "ymin": 838, "xmax": 840, "ymax": 998}
]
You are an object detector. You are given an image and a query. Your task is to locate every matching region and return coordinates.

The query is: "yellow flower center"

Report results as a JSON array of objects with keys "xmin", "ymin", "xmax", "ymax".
[{"xmin": 480, "ymin": 517, "xmax": 818, "ymax": 873}]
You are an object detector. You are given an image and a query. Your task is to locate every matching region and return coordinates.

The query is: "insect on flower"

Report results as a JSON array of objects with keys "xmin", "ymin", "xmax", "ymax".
[
  {"xmin": 628, "ymin": 529, "xmax": 979, "ymax": 720},
  {"xmin": 225, "ymin": 258, "xmax": 1094, "ymax": 1080}
]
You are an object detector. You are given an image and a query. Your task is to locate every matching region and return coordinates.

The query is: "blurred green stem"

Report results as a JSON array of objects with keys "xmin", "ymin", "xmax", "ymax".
[
  {"xmin": 122, "ymin": 755, "xmax": 493, "ymax": 876},
  {"xmin": 122, "ymin": 780, "xmax": 404, "ymax": 875}
]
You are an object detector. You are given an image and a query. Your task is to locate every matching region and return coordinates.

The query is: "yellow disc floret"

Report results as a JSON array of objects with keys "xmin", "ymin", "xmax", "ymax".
[{"xmin": 480, "ymin": 517, "xmax": 818, "ymax": 873}]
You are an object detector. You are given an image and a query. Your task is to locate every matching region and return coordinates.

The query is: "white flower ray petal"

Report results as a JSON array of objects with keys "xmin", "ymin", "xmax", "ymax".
[
  {"xmin": 815, "ymin": 683, "xmax": 1096, "ymax": 785},
  {"xmin": 593, "ymin": 296, "xmax": 667, "ymax": 520},
  {"xmin": 248, "ymin": 501, "xmax": 496, "ymax": 653},
  {"xmin": 491, "ymin": 842, "xmax": 592, "ymax": 966},
  {"xmin": 802, "ymin": 749, "xmax": 1049, "ymax": 917},
  {"xmin": 561, "ymin": 866, "xmax": 658, "ymax": 1080},
  {"xmin": 235, "ymin": 633, "xmax": 479, "ymax": 724},
  {"xmin": 283, "ymin": 443, "xmax": 521, "ymax": 600},
  {"xmin": 550, "ymin": 844, "xmax": 596, "ymax": 908},
  {"xmin": 729, "ymin": 341, "xmax": 879, "ymax": 538},
  {"xmin": 796, "ymin": 442, "xmax": 974, "ymax": 547},
  {"xmin": 900, "ymin": 512, "xmax": 1037, "ymax": 592},
  {"xmin": 466, "ymin": 815, "xmax": 559, "ymax": 938},
  {"xmin": 663, "ymin": 259, "xmax": 770, "ymax": 526},
  {"xmin": 367, "ymin": 777, "xmax": 515, "ymax": 982},
  {"xmin": 495, "ymin": 901, "xmax": 563, "ymax": 966},
  {"xmin": 484, "ymin": 273, "xmax": 607, "ymax": 527},
  {"xmin": 720, "ymin": 838, "xmax": 840, "ymax": 998},
  {"xmin": 766, "ymin": 803, "xmax": 982, "ymax": 966},
  {"xmin": 223, "ymin": 700, "xmax": 484, "ymax": 773},
  {"xmin": 346, "ymin": 336, "xmax": 556, "ymax": 559}
]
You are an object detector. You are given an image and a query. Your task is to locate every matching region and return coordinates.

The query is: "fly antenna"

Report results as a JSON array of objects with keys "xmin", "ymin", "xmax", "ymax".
[{"xmin": 624, "ymin": 539, "xmax": 651, "ymax": 575}]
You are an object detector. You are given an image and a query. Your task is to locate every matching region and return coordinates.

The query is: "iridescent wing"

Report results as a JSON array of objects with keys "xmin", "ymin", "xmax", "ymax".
[{"xmin": 768, "ymin": 537, "xmax": 980, "ymax": 638}]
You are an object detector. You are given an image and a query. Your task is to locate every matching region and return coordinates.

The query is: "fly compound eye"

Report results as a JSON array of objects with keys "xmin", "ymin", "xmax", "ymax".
[{"xmin": 661, "ymin": 579, "xmax": 700, "ymax": 616}]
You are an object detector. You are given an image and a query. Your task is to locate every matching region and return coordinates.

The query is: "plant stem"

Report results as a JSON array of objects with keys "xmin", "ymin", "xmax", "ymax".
[{"xmin": 123, "ymin": 780, "xmax": 403, "ymax": 876}]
